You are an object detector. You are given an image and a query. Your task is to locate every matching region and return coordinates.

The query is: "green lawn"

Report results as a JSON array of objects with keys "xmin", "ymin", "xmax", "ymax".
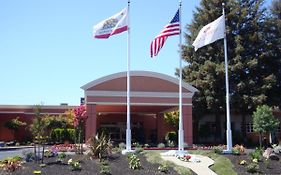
[
  {"xmin": 188, "ymin": 150, "xmax": 237, "ymax": 175},
  {"xmin": 143, "ymin": 150, "xmax": 193, "ymax": 175},
  {"xmin": 144, "ymin": 150, "xmax": 237, "ymax": 175}
]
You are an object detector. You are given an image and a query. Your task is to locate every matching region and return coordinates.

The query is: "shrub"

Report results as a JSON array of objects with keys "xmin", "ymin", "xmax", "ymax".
[
  {"xmin": 118, "ymin": 142, "xmax": 126, "ymax": 150},
  {"xmin": 249, "ymin": 147, "xmax": 263, "ymax": 161},
  {"xmin": 100, "ymin": 160, "xmax": 111, "ymax": 175},
  {"xmin": 246, "ymin": 163, "xmax": 259, "ymax": 173},
  {"xmin": 232, "ymin": 144, "xmax": 246, "ymax": 155},
  {"xmin": 132, "ymin": 142, "xmax": 141, "ymax": 148},
  {"xmin": 158, "ymin": 163, "xmax": 168, "ymax": 173},
  {"xmin": 212, "ymin": 146, "xmax": 223, "ymax": 154},
  {"xmin": 134, "ymin": 147, "xmax": 144, "ymax": 154},
  {"xmin": 0, "ymin": 157, "xmax": 22, "ymax": 172},
  {"xmin": 165, "ymin": 131, "xmax": 177, "ymax": 143},
  {"xmin": 67, "ymin": 158, "xmax": 81, "ymax": 171},
  {"xmin": 167, "ymin": 140, "xmax": 175, "ymax": 148},
  {"xmin": 11, "ymin": 156, "xmax": 22, "ymax": 162},
  {"xmin": 88, "ymin": 132, "xmax": 112, "ymax": 159},
  {"xmin": 56, "ymin": 152, "xmax": 66, "ymax": 162},
  {"xmin": 157, "ymin": 143, "xmax": 165, "ymax": 149},
  {"xmin": 22, "ymin": 151, "xmax": 33, "ymax": 162},
  {"xmin": 50, "ymin": 128, "xmax": 75, "ymax": 143},
  {"xmin": 264, "ymin": 158, "xmax": 270, "ymax": 169},
  {"xmin": 128, "ymin": 154, "xmax": 141, "ymax": 170},
  {"xmin": 100, "ymin": 164, "xmax": 111, "ymax": 175}
]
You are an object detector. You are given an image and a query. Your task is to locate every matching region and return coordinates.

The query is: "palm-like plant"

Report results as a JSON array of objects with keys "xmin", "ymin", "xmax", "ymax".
[{"xmin": 88, "ymin": 132, "xmax": 112, "ymax": 159}]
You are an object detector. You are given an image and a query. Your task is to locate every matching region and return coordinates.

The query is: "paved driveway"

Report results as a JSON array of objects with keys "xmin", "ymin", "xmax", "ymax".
[{"xmin": 0, "ymin": 148, "xmax": 33, "ymax": 160}]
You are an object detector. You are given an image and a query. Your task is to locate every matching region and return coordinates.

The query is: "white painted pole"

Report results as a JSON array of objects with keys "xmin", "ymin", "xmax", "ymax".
[
  {"xmin": 125, "ymin": 0, "xmax": 132, "ymax": 152},
  {"xmin": 178, "ymin": 0, "xmax": 184, "ymax": 154},
  {"xmin": 222, "ymin": 3, "xmax": 233, "ymax": 153}
]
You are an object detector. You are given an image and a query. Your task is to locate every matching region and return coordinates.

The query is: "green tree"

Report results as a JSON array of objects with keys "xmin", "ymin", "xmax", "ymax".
[
  {"xmin": 29, "ymin": 105, "xmax": 48, "ymax": 163},
  {"xmin": 252, "ymin": 105, "xmax": 279, "ymax": 147},
  {"xmin": 271, "ymin": 0, "xmax": 281, "ymax": 20},
  {"xmin": 182, "ymin": 0, "xmax": 236, "ymax": 142},
  {"xmin": 181, "ymin": 0, "xmax": 281, "ymax": 143},
  {"xmin": 263, "ymin": 0, "xmax": 281, "ymax": 108},
  {"xmin": 164, "ymin": 111, "xmax": 179, "ymax": 129},
  {"xmin": 30, "ymin": 105, "xmax": 48, "ymax": 140},
  {"xmin": 4, "ymin": 117, "xmax": 26, "ymax": 141}
]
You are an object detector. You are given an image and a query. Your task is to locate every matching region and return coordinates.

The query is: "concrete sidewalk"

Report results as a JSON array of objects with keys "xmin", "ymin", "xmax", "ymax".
[
  {"xmin": 161, "ymin": 154, "xmax": 217, "ymax": 175},
  {"xmin": 0, "ymin": 146, "xmax": 33, "ymax": 151}
]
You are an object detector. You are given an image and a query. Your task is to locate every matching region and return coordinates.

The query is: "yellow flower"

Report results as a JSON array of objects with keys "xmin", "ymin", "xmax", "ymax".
[
  {"xmin": 0, "ymin": 163, "xmax": 5, "ymax": 168},
  {"xmin": 252, "ymin": 158, "xmax": 258, "ymax": 163},
  {"xmin": 33, "ymin": 170, "xmax": 41, "ymax": 174},
  {"xmin": 239, "ymin": 160, "xmax": 247, "ymax": 165},
  {"xmin": 68, "ymin": 159, "xmax": 73, "ymax": 165}
]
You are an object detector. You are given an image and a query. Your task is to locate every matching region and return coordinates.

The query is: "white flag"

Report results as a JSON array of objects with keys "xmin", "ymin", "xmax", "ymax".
[
  {"xmin": 93, "ymin": 7, "xmax": 128, "ymax": 39},
  {"xmin": 192, "ymin": 15, "xmax": 225, "ymax": 51}
]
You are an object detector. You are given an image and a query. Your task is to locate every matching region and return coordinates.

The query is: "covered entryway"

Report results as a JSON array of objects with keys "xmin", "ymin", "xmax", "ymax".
[{"xmin": 81, "ymin": 71, "xmax": 198, "ymax": 145}]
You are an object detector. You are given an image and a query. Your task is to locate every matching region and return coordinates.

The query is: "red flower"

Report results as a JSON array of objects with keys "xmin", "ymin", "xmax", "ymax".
[{"xmin": 73, "ymin": 105, "xmax": 87, "ymax": 127}]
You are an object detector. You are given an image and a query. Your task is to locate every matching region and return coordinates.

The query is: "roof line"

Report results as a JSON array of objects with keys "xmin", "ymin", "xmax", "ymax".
[{"xmin": 81, "ymin": 71, "xmax": 198, "ymax": 93}]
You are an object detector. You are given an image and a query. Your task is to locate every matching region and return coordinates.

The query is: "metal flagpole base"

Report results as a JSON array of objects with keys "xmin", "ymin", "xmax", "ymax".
[
  {"xmin": 178, "ymin": 129, "xmax": 184, "ymax": 150},
  {"xmin": 122, "ymin": 129, "xmax": 134, "ymax": 155},
  {"xmin": 121, "ymin": 149, "xmax": 135, "ymax": 155},
  {"xmin": 223, "ymin": 149, "xmax": 232, "ymax": 154},
  {"xmin": 175, "ymin": 129, "xmax": 187, "ymax": 157},
  {"xmin": 223, "ymin": 129, "xmax": 233, "ymax": 154},
  {"xmin": 175, "ymin": 150, "xmax": 188, "ymax": 157}
]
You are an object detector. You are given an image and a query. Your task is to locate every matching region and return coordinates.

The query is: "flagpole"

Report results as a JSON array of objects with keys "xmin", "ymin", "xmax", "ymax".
[
  {"xmin": 123, "ymin": 0, "xmax": 132, "ymax": 154},
  {"xmin": 177, "ymin": 0, "xmax": 185, "ymax": 155},
  {"xmin": 222, "ymin": 2, "xmax": 233, "ymax": 153}
]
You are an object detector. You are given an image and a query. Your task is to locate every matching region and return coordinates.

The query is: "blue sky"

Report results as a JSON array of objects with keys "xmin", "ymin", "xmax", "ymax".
[{"xmin": 0, "ymin": 0, "xmax": 272, "ymax": 106}]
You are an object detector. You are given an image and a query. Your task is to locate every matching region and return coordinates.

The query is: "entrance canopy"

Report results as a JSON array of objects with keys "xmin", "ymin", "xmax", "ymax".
[
  {"xmin": 81, "ymin": 71, "xmax": 198, "ymax": 143},
  {"xmin": 81, "ymin": 71, "xmax": 197, "ymax": 108}
]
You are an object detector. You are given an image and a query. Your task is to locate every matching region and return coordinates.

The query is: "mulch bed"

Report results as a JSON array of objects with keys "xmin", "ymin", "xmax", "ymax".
[
  {"xmin": 225, "ymin": 154, "xmax": 281, "ymax": 175},
  {"xmin": 8, "ymin": 153, "xmax": 182, "ymax": 175},
  {"xmin": 6, "ymin": 149, "xmax": 281, "ymax": 175}
]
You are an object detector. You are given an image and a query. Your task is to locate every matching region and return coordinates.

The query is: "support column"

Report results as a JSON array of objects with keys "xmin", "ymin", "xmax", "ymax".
[
  {"xmin": 183, "ymin": 105, "xmax": 193, "ymax": 146},
  {"xmin": 85, "ymin": 104, "xmax": 97, "ymax": 141},
  {"xmin": 157, "ymin": 113, "xmax": 165, "ymax": 143}
]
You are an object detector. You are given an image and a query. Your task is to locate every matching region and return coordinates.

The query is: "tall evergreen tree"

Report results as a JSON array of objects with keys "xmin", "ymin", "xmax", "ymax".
[
  {"xmin": 181, "ymin": 0, "xmax": 281, "ymax": 143},
  {"xmin": 265, "ymin": 0, "xmax": 281, "ymax": 107},
  {"xmin": 182, "ymin": 0, "xmax": 235, "ymax": 142}
]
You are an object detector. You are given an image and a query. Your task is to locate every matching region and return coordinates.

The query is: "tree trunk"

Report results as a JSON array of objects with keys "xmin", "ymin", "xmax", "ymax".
[
  {"xmin": 259, "ymin": 132, "xmax": 262, "ymax": 148},
  {"xmin": 269, "ymin": 132, "xmax": 272, "ymax": 144},
  {"xmin": 41, "ymin": 144, "xmax": 45, "ymax": 164}
]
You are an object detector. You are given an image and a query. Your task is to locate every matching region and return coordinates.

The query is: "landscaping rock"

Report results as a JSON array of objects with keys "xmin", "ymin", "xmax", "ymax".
[
  {"xmin": 269, "ymin": 153, "xmax": 280, "ymax": 161},
  {"xmin": 262, "ymin": 148, "xmax": 273, "ymax": 159},
  {"xmin": 273, "ymin": 145, "xmax": 281, "ymax": 154}
]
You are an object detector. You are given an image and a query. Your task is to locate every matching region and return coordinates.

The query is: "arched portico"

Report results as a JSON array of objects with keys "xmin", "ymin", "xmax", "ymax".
[{"xmin": 81, "ymin": 71, "xmax": 198, "ymax": 145}]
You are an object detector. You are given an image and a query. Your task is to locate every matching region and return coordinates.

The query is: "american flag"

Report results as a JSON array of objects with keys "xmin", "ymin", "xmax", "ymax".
[{"xmin": 150, "ymin": 9, "xmax": 180, "ymax": 58}]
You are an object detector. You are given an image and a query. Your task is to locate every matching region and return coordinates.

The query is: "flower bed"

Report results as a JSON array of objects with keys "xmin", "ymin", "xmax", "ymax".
[
  {"xmin": 177, "ymin": 154, "xmax": 191, "ymax": 162},
  {"xmin": 50, "ymin": 144, "xmax": 77, "ymax": 152}
]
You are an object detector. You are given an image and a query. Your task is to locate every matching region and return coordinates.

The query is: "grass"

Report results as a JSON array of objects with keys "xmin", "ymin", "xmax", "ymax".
[
  {"xmin": 188, "ymin": 150, "xmax": 237, "ymax": 175},
  {"xmin": 143, "ymin": 150, "xmax": 193, "ymax": 175},
  {"xmin": 144, "ymin": 150, "xmax": 237, "ymax": 175}
]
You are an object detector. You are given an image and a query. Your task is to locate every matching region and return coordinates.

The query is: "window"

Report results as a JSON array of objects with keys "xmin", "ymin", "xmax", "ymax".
[
  {"xmin": 99, "ymin": 123, "xmax": 126, "ymax": 141},
  {"xmin": 245, "ymin": 123, "xmax": 254, "ymax": 133}
]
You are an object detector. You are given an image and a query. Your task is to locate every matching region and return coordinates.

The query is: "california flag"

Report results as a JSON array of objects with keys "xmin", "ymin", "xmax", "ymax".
[
  {"xmin": 192, "ymin": 15, "xmax": 225, "ymax": 51},
  {"xmin": 93, "ymin": 7, "xmax": 128, "ymax": 39}
]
